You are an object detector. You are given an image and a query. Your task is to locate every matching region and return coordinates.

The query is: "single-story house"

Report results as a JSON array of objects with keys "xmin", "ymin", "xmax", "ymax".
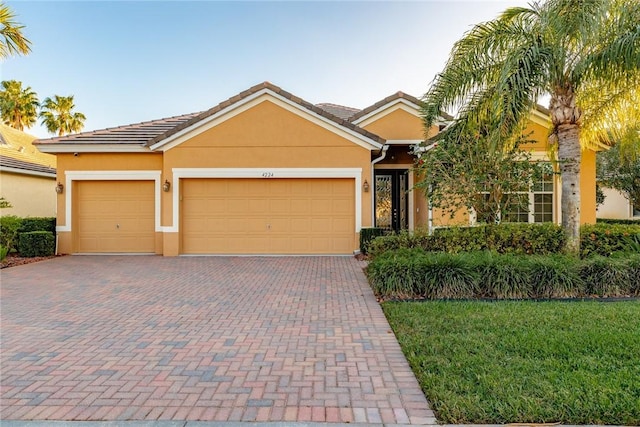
[
  {"xmin": 0, "ymin": 124, "xmax": 57, "ymax": 217},
  {"xmin": 35, "ymin": 82, "xmax": 597, "ymax": 255}
]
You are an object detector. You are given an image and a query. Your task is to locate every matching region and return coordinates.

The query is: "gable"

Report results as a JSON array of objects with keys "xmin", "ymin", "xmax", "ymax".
[
  {"xmin": 180, "ymin": 99, "xmax": 371, "ymax": 149},
  {"xmin": 360, "ymin": 108, "xmax": 431, "ymax": 141},
  {"xmin": 150, "ymin": 88, "xmax": 383, "ymax": 152},
  {"xmin": 165, "ymin": 99, "xmax": 374, "ymax": 169}
]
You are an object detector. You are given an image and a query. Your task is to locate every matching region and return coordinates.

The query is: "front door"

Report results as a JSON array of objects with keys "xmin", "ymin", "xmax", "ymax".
[{"xmin": 374, "ymin": 169, "xmax": 409, "ymax": 232}]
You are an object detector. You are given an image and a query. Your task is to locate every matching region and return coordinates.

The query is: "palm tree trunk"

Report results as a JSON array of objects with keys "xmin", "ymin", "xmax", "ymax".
[{"xmin": 557, "ymin": 124, "xmax": 581, "ymax": 254}]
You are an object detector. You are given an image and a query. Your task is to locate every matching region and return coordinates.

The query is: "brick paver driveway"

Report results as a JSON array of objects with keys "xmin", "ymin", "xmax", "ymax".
[{"xmin": 1, "ymin": 256, "xmax": 435, "ymax": 424}]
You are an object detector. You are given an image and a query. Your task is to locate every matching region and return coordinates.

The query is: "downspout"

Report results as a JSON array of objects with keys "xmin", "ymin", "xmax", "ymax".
[{"xmin": 370, "ymin": 145, "xmax": 390, "ymax": 228}]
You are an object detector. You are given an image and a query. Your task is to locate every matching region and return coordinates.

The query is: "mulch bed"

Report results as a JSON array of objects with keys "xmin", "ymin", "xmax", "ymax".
[{"xmin": 1, "ymin": 253, "xmax": 62, "ymax": 269}]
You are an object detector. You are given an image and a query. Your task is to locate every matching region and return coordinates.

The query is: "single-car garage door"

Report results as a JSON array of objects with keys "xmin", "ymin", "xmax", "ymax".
[
  {"xmin": 74, "ymin": 180, "xmax": 155, "ymax": 253},
  {"xmin": 181, "ymin": 178, "xmax": 355, "ymax": 254}
]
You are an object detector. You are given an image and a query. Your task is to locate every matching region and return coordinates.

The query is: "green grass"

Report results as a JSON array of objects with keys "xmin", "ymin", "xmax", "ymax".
[{"xmin": 382, "ymin": 300, "xmax": 640, "ymax": 424}]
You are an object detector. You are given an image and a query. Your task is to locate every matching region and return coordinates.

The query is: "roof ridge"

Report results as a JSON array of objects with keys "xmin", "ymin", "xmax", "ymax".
[{"xmin": 316, "ymin": 102, "xmax": 360, "ymax": 111}]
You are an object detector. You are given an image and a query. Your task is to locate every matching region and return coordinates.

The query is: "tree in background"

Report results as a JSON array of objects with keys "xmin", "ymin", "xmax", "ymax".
[
  {"xmin": 415, "ymin": 120, "xmax": 547, "ymax": 225},
  {"xmin": 0, "ymin": 2, "xmax": 31, "ymax": 59},
  {"xmin": 39, "ymin": 95, "xmax": 86, "ymax": 136},
  {"xmin": 597, "ymin": 129, "xmax": 640, "ymax": 216},
  {"xmin": 422, "ymin": 0, "xmax": 640, "ymax": 254},
  {"xmin": 0, "ymin": 80, "xmax": 39, "ymax": 130}
]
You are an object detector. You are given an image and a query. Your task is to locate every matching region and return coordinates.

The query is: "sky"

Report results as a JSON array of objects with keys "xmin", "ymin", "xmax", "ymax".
[{"xmin": 2, "ymin": 0, "xmax": 529, "ymax": 139}]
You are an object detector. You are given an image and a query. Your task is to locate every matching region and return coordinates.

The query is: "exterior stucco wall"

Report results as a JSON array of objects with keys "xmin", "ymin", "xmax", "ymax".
[
  {"xmin": 597, "ymin": 187, "xmax": 634, "ymax": 219},
  {"xmin": 0, "ymin": 172, "xmax": 56, "ymax": 217},
  {"xmin": 163, "ymin": 100, "xmax": 374, "ymax": 253}
]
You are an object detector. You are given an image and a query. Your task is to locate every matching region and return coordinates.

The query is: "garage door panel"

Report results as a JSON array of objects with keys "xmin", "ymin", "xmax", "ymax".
[
  {"xmin": 75, "ymin": 181, "xmax": 155, "ymax": 253},
  {"xmin": 182, "ymin": 178, "xmax": 355, "ymax": 254}
]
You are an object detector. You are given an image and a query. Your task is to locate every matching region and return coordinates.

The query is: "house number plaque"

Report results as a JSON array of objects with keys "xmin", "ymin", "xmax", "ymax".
[{"xmin": 262, "ymin": 172, "xmax": 274, "ymax": 178}]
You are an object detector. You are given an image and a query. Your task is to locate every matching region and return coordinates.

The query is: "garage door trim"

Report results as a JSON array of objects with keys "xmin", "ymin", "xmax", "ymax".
[
  {"xmin": 166, "ymin": 168, "xmax": 362, "ymax": 233},
  {"xmin": 58, "ymin": 170, "xmax": 161, "ymax": 232}
]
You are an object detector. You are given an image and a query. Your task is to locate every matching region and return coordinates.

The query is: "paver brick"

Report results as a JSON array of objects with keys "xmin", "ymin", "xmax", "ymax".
[{"xmin": 1, "ymin": 256, "xmax": 435, "ymax": 424}]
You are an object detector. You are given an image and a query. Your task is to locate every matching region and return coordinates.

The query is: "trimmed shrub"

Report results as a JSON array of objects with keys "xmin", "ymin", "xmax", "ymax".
[
  {"xmin": 17, "ymin": 231, "xmax": 55, "ymax": 257},
  {"xmin": 359, "ymin": 227, "xmax": 385, "ymax": 255},
  {"xmin": 597, "ymin": 218, "xmax": 640, "ymax": 225},
  {"xmin": 0, "ymin": 215, "xmax": 23, "ymax": 252},
  {"xmin": 369, "ymin": 223, "xmax": 566, "ymax": 260},
  {"xmin": 581, "ymin": 224, "xmax": 640, "ymax": 257},
  {"xmin": 20, "ymin": 217, "xmax": 56, "ymax": 234},
  {"xmin": 578, "ymin": 256, "xmax": 632, "ymax": 297},
  {"xmin": 0, "ymin": 245, "xmax": 8, "ymax": 261}
]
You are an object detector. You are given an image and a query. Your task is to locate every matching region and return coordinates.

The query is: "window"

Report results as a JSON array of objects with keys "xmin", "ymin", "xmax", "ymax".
[{"xmin": 477, "ymin": 162, "xmax": 555, "ymax": 224}]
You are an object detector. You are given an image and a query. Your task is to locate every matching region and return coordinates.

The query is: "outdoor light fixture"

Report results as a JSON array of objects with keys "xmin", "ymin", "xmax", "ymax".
[
  {"xmin": 363, "ymin": 179, "xmax": 370, "ymax": 192},
  {"xmin": 162, "ymin": 180, "xmax": 171, "ymax": 192},
  {"xmin": 55, "ymin": 182, "xmax": 64, "ymax": 194}
]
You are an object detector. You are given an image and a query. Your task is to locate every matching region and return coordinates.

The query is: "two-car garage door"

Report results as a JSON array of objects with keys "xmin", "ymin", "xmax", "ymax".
[{"xmin": 181, "ymin": 178, "xmax": 355, "ymax": 254}]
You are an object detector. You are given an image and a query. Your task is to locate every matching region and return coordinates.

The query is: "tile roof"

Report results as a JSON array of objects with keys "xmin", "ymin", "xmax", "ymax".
[
  {"xmin": 315, "ymin": 103, "xmax": 361, "ymax": 120},
  {"xmin": 350, "ymin": 92, "xmax": 454, "ymax": 122},
  {"xmin": 0, "ymin": 125, "xmax": 56, "ymax": 168},
  {"xmin": 147, "ymin": 82, "xmax": 385, "ymax": 147},
  {"xmin": 0, "ymin": 155, "xmax": 56, "ymax": 176},
  {"xmin": 34, "ymin": 113, "xmax": 202, "ymax": 146}
]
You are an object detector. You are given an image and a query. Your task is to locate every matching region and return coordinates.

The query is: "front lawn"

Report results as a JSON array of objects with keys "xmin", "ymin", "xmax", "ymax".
[{"xmin": 383, "ymin": 300, "xmax": 640, "ymax": 424}]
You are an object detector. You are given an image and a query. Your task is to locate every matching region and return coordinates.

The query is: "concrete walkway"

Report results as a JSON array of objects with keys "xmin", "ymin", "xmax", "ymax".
[{"xmin": 1, "ymin": 256, "xmax": 435, "ymax": 424}]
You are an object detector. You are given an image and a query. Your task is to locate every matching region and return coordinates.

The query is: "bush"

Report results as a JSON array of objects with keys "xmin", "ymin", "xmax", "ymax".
[
  {"xmin": 0, "ymin": 215, "xmax": 23, "ymax": 252},
  {"xmin": 597, "ymin": 218, "xmax": 640, "ymax": 225},
  {"xmin": 17, "ymin": 231, "xmax": 55, "ymax": 257},
  {"xmin": 359, "ymin": 227, "xmax": 385, "ymax": 255},
  {"xmin": 366, "ymin": 248, "xmax": 427, "ymax": 298},
  {"xmin": 625, "ymin": 254, "xmax": 640, "ymax": 295},
  {"xmin": 527, "ymin": 255, "xmax": 583, "ymax": 298},
  {"xmin": 581, "ymin": 223, "xmax": 640, "ymax": 257},
  {"xmin": 20, "ymin": 217, "xmax": 56, "ymax": 234},
  {"xmin": 477, "ymin": 253, "xmax": 531, "ymax": 299},
  {"xmin": 366, "ymin": 249, "xmax": 638, "ymax": 300},
  {"xmin": 419, "ymin": 252, "xmax": 478, "ymax": 299},
  {"xmin": 579, "ymin": 255, "xmax": 633, "ymax": 297},
  {"xmin": 369, "ymin": 223, "xmax": 566, "ymax": 260},
  {"xmin": 0, "ymin": 245, "xmax": 8, "ymax": 261}
]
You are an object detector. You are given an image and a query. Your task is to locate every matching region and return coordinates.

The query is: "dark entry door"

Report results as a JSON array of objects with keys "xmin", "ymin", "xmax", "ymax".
[{"xmin": 374, "ymin": 169, "xmax": 409, "ymax": 232}]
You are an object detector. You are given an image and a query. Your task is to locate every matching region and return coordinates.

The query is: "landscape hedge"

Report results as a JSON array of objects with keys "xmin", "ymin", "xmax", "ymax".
[
  {"xmin": 368, "ymin": 223, "xmax": 566, "ymax": 259},
  {"xmin": 17, "ymin": 231, "xmax": 55, "ymax": 257},
  {"xmin": 367, "ymin": 223, "xmax": 640, "ymax": 260},
  {"xmin": 0, "ymin": 215, "xmax": 22, "ymax": 252},
  {"xmin": 580, "ymin": 223, "xmax": 640, "ymax": 257},
  {"xmin": 19, "ymin": 217, "xmax": 56, "ymax": 234},
  {"xmin": 366, "ymin": 248, "xmax": 640, "ymax": 300},
  {"xmin": 359, "ymin": 227, "xmax": 385, "ymax": 255},
  {"xmin": 597, "ymin": 218, "xmax": 640, "ymax": 225}
]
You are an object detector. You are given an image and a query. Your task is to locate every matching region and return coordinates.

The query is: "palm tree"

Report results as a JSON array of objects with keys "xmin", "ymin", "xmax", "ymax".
[
  {"xmin": 422, "ymin": 0, "xmax": 640, "ymax": 254},
  {"xmin": 0, "ymin": 80, "xmax": 39, "ymax": 130},
  {"xmin": 0, "ymin": 3, "xmax": 31, "ymax": 59},
  {"xmin": 39, "ymin": 95, "xmax": 86, "ymax": 136}
]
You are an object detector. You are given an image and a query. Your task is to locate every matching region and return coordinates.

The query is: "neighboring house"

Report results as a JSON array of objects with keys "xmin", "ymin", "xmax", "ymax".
[
  {"xmin": 597, "ymin": 187, "xmax": 639, "ymax": 220},
  {"xmin": 0, "ymin": 124, "xmax": 57, "ymax": 217},
  {"xmin": 34, "ymin": 82, "xmax": 598, "ymax": 255}
]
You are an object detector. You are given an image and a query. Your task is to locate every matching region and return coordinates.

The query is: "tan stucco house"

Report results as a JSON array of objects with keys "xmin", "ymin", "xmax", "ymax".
[
  {"xmin": 1, "ymin": 125, "xmax": 57, "ymax": 217},
  {"xmin": 34, "ymin": 82, "xmax": 597, "ymax": 255}
]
